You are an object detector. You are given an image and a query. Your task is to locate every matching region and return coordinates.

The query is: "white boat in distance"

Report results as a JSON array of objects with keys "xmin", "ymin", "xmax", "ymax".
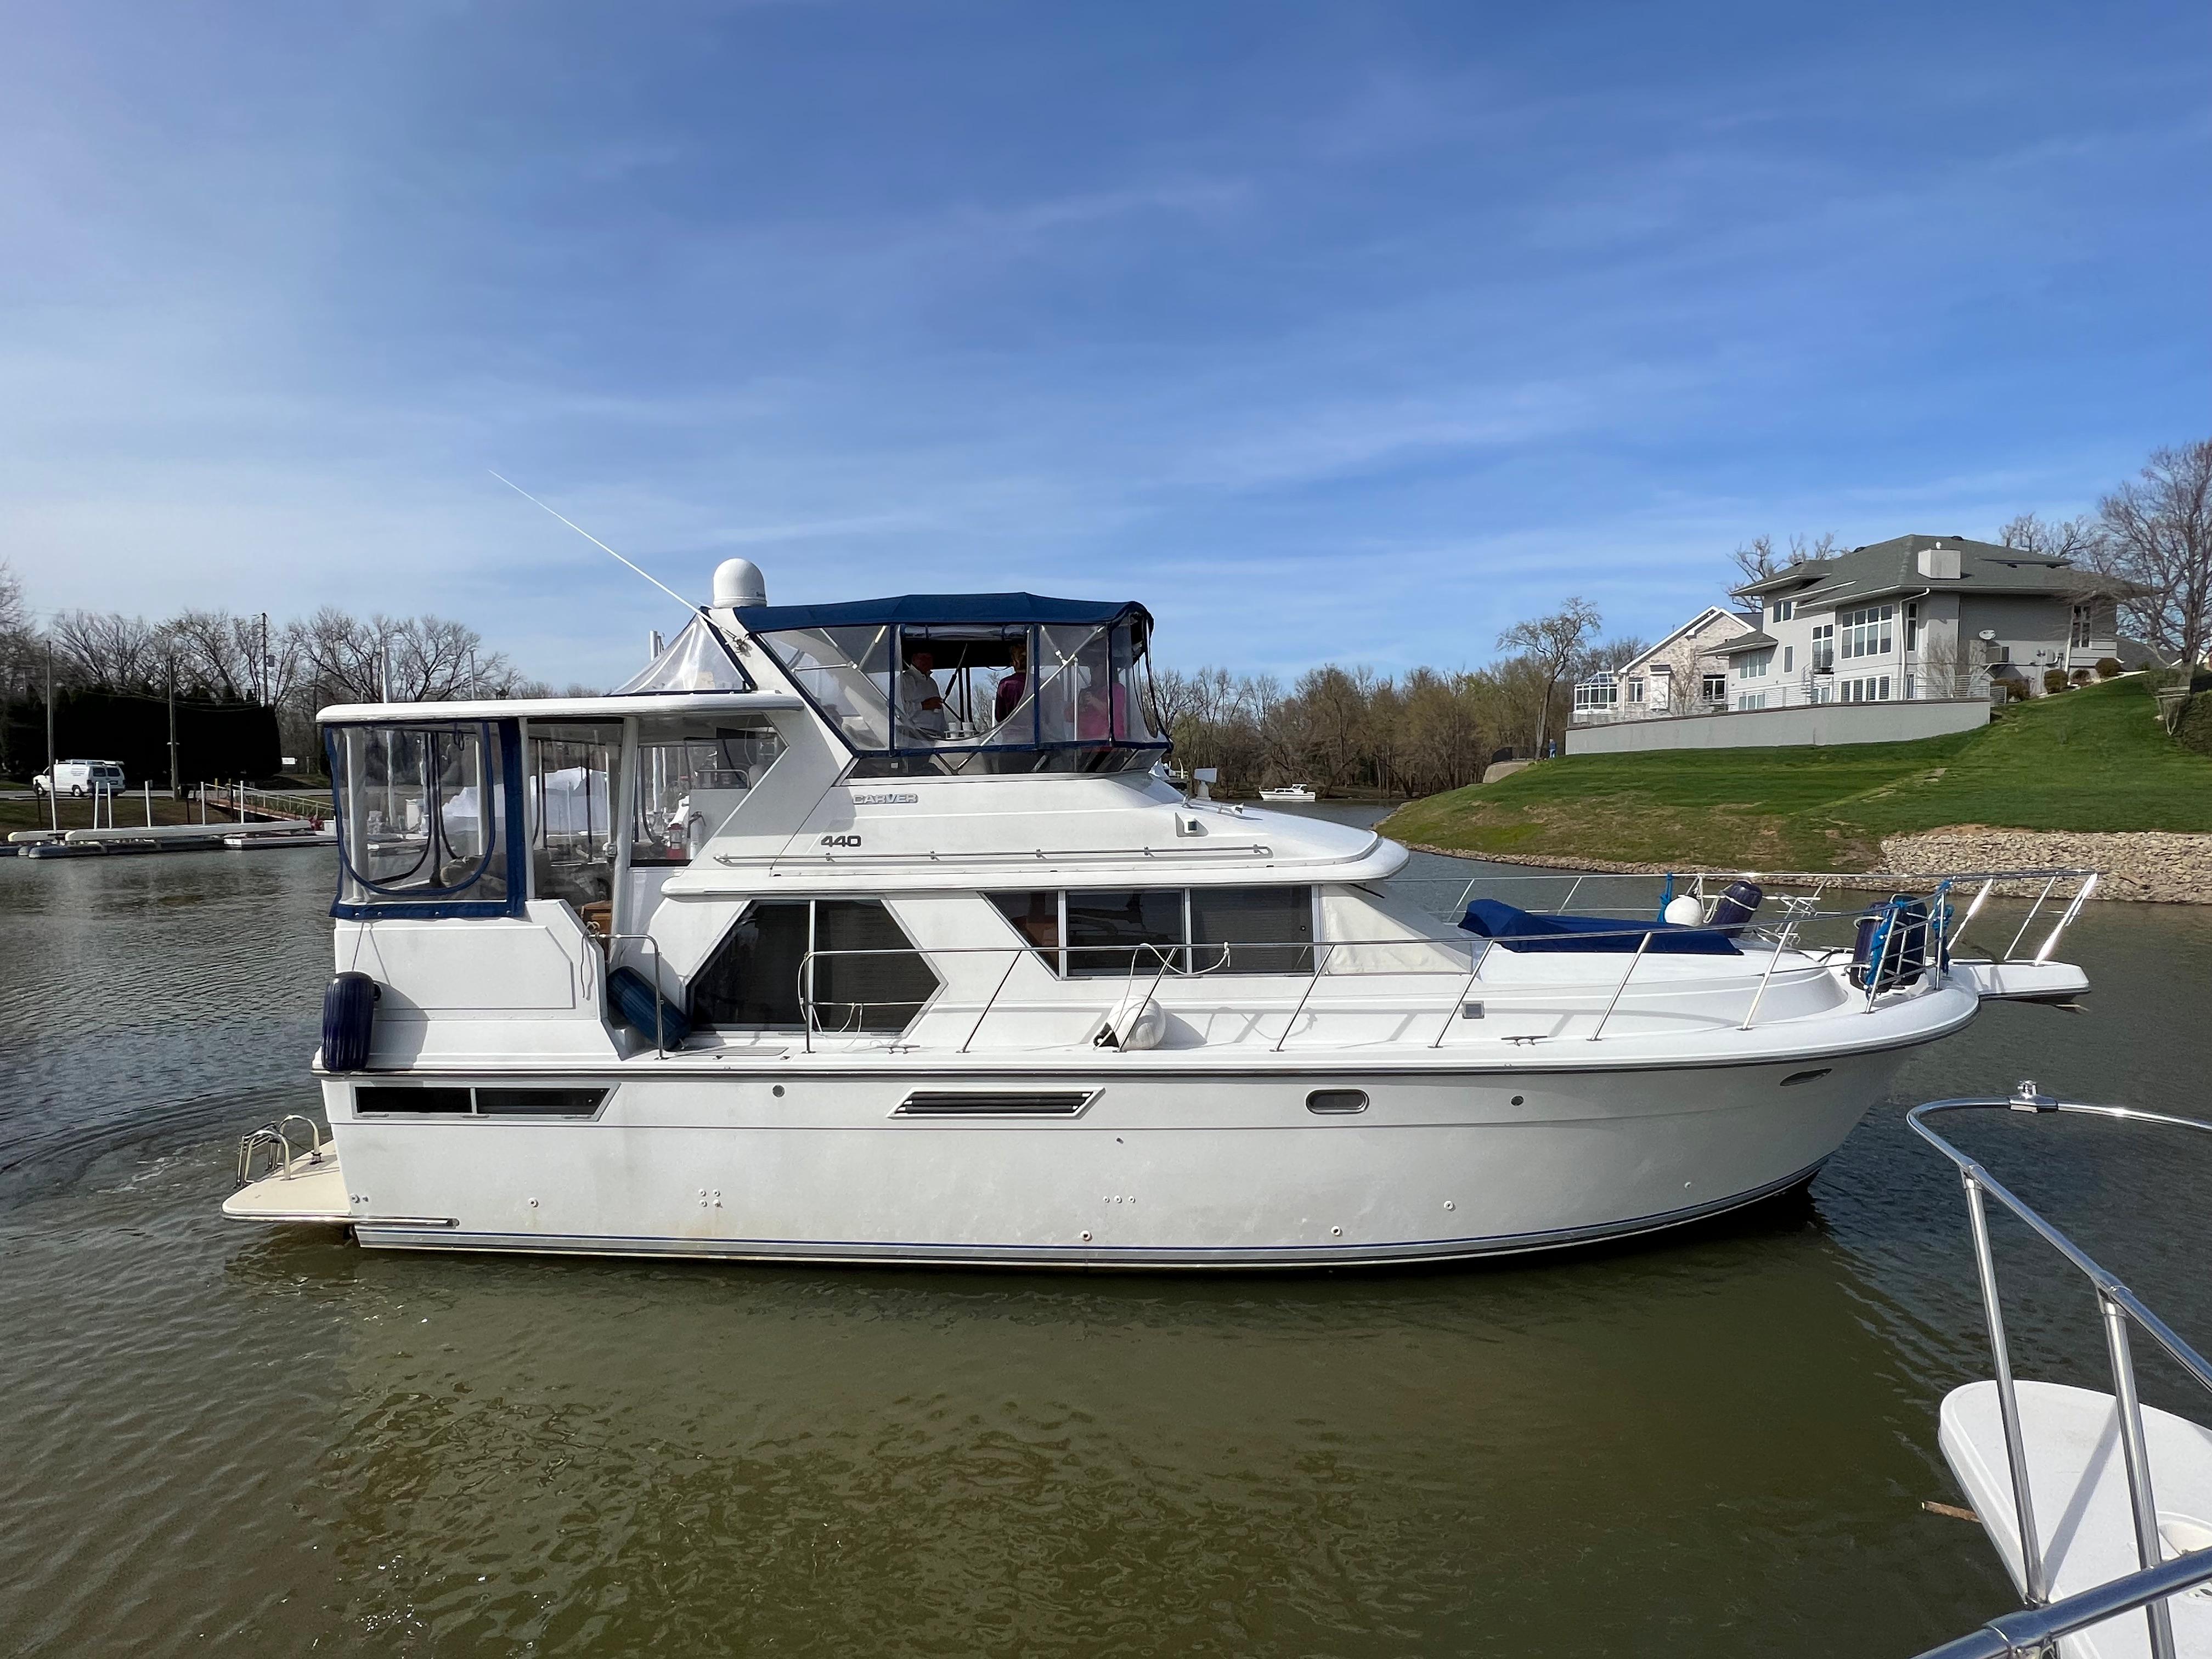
[
  {"xmin": 1258, "ymin": 783, "xmax": 1317, "ymax": 803},
  {"xmin": 225, "ymin": 560, "xmax": 2097, "ymax": 1268}
]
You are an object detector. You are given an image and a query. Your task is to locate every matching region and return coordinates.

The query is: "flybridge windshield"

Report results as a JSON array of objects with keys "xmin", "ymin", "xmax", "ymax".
[
  {"xmin": 613, "ymin": 614, "xmax": 753, "ymax": 695},
  {"xmin": 751, "ymin": 600, "xmax": 1166, "ymax": 776}
]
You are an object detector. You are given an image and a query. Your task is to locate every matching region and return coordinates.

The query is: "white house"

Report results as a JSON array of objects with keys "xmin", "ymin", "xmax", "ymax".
[
  {"xmin": 1568, "ymin": 534, "xmax": 2130, "ymax": 752},
  {"xmin": 1570, "ymin": 606, "xmax": 1757, "ymax": 725}
]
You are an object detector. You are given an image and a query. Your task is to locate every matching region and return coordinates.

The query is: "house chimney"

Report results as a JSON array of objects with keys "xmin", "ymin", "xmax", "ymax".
[{"xmin": 1917, "ymin": 543, "xmax": 1961, "ymax": 579}]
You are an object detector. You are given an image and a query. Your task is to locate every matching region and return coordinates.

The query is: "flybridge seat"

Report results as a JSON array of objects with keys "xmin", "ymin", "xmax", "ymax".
[{"xmin": 1459, "ymin": 899, "xmax": 1742, "ymax": 956}]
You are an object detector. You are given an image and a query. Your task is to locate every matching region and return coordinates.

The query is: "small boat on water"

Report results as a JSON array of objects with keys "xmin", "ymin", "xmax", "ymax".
[
  {"xmin": 1258, "ymin": 782, "xmax": 1317, "ymax": 802},
  {"xmin": 1908, "ymin": 1086, "xmax": 2212, "ymax": 1659},
  {"xmin": 223, "ymin": 827, "xmax": 337, "ymax": 850},
  {"xmin": 224, "ymin": 560, "xmax": 2098, "ymax": 1268}
]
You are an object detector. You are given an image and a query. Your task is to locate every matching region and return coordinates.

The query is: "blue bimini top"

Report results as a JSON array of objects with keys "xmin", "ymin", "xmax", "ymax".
[{"xmin": 734, "ymin": 592, "xmax": 1150, "ymax": 633}]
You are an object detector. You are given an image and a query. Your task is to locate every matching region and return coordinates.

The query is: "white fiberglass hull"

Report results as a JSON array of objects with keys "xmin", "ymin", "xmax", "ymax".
[{"xmin": 315, "ymin": 1036, "xmax": 1938, "ymax": 1269}]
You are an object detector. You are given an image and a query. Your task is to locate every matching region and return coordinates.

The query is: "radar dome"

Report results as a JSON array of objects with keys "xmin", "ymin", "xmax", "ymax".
[{"xmin": 712, "ymin": 557, "xmax": 767, "ymax": 608}]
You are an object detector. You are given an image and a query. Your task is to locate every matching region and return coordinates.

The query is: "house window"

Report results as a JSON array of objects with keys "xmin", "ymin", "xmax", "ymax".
[
  {"xmin": 1769, "ymin": 599, "xmax": 1795, "ymax": 622},
  {"xmin": 1571, "ymin": 674, "xmax": 1618, "ymax": 714},
  {"xmin": 1839, "ymin": 676, "xmax": 1893, "ymax": 703},
  {"xmin": 1782, "ymin": 646, "xmax": 1795, "ymax": 673},
  {"xmin": 1810, "ymin": 623, "xmax": 1835, "ymax": 672},
  {"xmin": 1627, "ymin": 677, "xmax": 1644, "ymax": 704},
  {"xmin": 1736, "ymin": 692, "xmax": 1769, "ymax": 711},
  {"xmin": 1905, "ymin": 602, "xmax": 1919, "ymax": 652},
  {"xmin": 1904, "ymin": 674, "xmax": 1916, "ymax": 700},
  {"xmin": 2069, "ymin": 603, "xmax": 2110, "ymax": 648},
  {"xmin": 1737, "ymin": 648, "xmax": 1774, "ymax": 680},
  {"xmin": 1839, "ymin": 605, "xmax": 1895, "ymax": 661},
  {"xmin": 1701, "ymin": 671, "xmax": 1728, "ymax": 703}
]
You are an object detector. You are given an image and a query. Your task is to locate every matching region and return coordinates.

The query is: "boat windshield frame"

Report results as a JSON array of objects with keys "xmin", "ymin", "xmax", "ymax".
[{"xmin": 742, "ymin": 596, "xmax": 1170, "ymax": 774}]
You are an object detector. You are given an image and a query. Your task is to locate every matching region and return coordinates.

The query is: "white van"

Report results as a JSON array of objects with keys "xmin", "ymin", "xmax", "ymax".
[{"xmin": 33, "ymin": 759, "xmax": 128, "ymax": 797}]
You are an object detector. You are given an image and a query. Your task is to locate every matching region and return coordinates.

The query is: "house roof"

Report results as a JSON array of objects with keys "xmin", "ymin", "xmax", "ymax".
[
  {"xmin": 1714, "ymin": 630, "xmax": 1777, "ymax": 656},
  {"xmin": 1615, "ymin": 605, "xmax": 1756, "ymax": 675},
  {"xmin": 1730, "ymin": 534, "xmax": 2124, "ymax": 607}
]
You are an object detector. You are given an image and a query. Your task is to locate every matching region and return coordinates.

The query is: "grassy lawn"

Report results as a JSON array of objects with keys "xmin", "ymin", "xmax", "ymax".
[{"xmin": 1381, "ymin": 676, "xmax": 2212, "ymax": 871}]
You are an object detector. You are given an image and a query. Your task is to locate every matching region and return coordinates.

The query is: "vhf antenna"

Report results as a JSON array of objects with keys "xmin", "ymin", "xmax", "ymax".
[{"xmin": 489, "ymin": 471, "xmax": 700, "ymax": 614}]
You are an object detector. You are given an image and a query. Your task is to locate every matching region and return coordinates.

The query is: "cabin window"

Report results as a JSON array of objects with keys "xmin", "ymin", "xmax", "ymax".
[
  {"xmin": 354, "ymin": 1085, "xmax": 606, "ymax": 1118},
  {"xmin": 1065, "ymin": 890, "xmax": 1188, "ymax": 978},
  {"xmin": 690, "ymin": 899, "xmax": 939, "ymax": 1032},
  {"xmin": 629, "ymin": 716, "xmax": 786, "ymax": 866},
  {"xmin": 990, "ymin": 888, "xmax": 1315, "ymax": 977},
  {"xmin": 328, "ymin": 720, "xmax": 524, "ymax": 918},
  {"xmin": 1190, "ymin": 887, "xmax": 1315, "ymax": 974},
  {"xmin": 526, "ymin": 723, "xmax": 620, "ymax": 907}
]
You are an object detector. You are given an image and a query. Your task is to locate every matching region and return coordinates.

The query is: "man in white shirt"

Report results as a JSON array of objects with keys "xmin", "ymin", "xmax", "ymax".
[{"xmin": 899, "ymin": 646, "xmax": 948, "ymax": 741}]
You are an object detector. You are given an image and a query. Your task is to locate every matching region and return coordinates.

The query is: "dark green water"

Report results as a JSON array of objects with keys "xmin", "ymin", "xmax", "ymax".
[{"xmin": 3, "ymin": 828, "xmax": 2209, "ymax": 1657}]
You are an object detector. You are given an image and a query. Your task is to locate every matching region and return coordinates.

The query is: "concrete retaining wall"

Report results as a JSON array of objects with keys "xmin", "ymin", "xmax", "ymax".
[{"xmin": 1566, "ymin": 698, "xmax": 1989, "ymax": 754}]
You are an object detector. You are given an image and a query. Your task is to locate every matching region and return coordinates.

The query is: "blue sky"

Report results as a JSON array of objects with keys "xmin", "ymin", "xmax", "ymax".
[{"xmin": 4, "ymin": 2, "xmax": 2208, "ymax": 687}]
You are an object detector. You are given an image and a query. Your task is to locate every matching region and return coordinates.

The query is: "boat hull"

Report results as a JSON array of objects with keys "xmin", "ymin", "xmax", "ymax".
[{"xmin": 322, "ymin": 1046, "xmax": 1912, "ymax": 1268}]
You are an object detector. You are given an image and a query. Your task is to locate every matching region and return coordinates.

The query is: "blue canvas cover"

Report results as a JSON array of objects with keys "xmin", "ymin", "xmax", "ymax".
[
  {"xmin": 733, "ymin": 592, "xmax": 1149, "ymax": 632},
  {"xmin": 1459, "ymin": 899, "xmax": 1741, "ymax": 955}
]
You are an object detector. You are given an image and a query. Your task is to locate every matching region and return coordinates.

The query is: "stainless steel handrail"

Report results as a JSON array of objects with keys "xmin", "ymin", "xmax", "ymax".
[
  {"xmin": 776, "ymin": 928, "xmax": 1846, "ymax": 1055},
  {"xmin": 1915, "ymin": 1547, "xmax": 2212, "ymax": 1659},
  {"xmin": 1908, "ymin": 1087, "xmax": 2212, "ymax": 1659}
]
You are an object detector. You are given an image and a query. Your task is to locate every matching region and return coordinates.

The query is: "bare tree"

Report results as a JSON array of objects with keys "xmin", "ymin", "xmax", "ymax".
[
  {"xmin": 47, "ymin": 609, "xmax": 163, "ymax": 692},
  {"xmin": 0, "ymin": 558, "xmax": 36, "ymax": 702},
  {"xmin": 1497, "ymin": 597, "xmax": 1601, "ymax": 754},
  {"xmin": 2089, "ymin": 438, "xmax": 2212, "ymax": 668},
  {"xmin": 1997, "ymin": 512, "xmax": 2101, "ymax": 561},
  {"xmin": 1729, "ymin": 532, "xmax": 1839, "ymax": 586}
]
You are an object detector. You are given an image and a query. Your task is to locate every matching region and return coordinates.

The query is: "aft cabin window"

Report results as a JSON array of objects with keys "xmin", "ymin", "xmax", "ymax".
[
  {"xmin": 329, "ymin": 720, "xmax": 524, "ymax": 918},
  {"xmin": 989, "ymin": 887, "xmax": 1315, "ymax": 977},
  {"xmin": 690, "ymin": 899, "xmax": 940, "ymax": 1032},
  {"xmin": 629, "ymin": 716, "xmax": 786, "ymax": 866}
]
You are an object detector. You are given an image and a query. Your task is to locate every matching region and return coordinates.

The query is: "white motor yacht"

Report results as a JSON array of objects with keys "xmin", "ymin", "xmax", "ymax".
[
  {"xmin": 224, "ymin": 559, "xmax": 2097, "ymax": 1268},
  {"xmin": 1259, "ymin": 783, "xmax": 1318, "ymax": 803}
]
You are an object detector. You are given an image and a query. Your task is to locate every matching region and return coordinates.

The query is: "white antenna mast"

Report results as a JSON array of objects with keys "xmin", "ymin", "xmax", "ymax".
[{"xmin": 489, "ymin": 471, "xmax": 698, "ymax": 614}]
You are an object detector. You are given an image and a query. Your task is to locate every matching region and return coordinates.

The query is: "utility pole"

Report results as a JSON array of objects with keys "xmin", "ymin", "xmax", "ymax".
[
  {"xmin": 44, "ymin": 643, "xmax": 58, "ymax": 832},
  {"xmin": 167, "ymin": 656, "xmax": 181, "ymax": 798}
]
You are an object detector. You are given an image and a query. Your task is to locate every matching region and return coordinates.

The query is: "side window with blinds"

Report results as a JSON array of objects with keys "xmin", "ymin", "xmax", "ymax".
[{"xmin": 1190, "ymin": 887, "xmax": 1314, "ymax": 974}]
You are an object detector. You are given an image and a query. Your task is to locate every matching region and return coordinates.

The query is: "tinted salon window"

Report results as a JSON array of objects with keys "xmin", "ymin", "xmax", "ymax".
[
  {"xmin": 1064, "ymin": 889, "xmax": 1186, "ymax": 978},
  {"xmin": 690, "ymin": 901, "xmax": 811, "ymax": 1026}
]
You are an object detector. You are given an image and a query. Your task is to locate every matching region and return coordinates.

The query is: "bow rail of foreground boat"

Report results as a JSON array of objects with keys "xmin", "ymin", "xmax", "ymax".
[{"xmin": 1909, "ymin": 1088, "xmax": 2212, "ymax": 1659}]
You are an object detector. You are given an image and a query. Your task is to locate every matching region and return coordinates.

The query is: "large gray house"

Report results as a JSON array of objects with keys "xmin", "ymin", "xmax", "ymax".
[{"xmin": 1570, "ymin": 534, "xmax": 2127, "ymax": 752}]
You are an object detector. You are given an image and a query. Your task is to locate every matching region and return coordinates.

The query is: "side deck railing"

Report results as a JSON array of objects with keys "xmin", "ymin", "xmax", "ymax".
[{"xmin": 1908, "ymin": 1087, "xmax": 2212, "ymax": 1659}]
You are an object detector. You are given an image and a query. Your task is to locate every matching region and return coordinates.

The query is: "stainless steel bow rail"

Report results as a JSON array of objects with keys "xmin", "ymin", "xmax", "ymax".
[
  {"xmin": 1908, "ymin": 1087, "xmax": 2212, "ymax": 1659},
  {"xmin": 1390, "ymin": 866, "xmax": 2100, "ymax": 966}
]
